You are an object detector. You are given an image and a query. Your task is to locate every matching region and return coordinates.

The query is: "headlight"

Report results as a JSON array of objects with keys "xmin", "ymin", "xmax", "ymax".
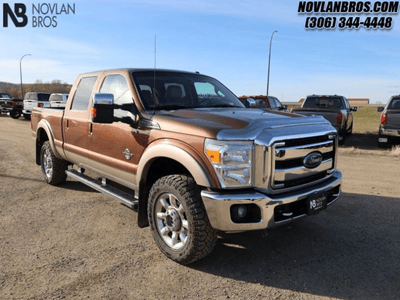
[{"xmin": 204, "ymin": 139, "xmax": 253, "ymax": 188}]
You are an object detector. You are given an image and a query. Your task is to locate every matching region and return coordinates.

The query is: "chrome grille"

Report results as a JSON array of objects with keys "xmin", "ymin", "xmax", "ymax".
[{"xmin": 270, "ymin": 135, "xmax": 336, "ymax": 191}]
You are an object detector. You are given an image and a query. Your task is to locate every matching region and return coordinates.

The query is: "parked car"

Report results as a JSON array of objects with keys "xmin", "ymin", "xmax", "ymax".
[
  {"xmin": 238, "ymin": 95, "xmax": 288, "ymax": 111},
  {"xmin": 49, "ymin": 93, "xmax": 69, "ymax": 108},
  {"xmin": 31, "ymin": 68, "xmax": 342, "ymax": 264},
  {"xmin": 23, "ymin": 92, "xmax": 51, "ymax": 119},
  {"xmin": 0, "ymin": 93, "xmax": 22, "ymax": 116},
  {"xmin": 291, "ymin": 95, "xmax": 357, "ymax": 145},
  {"xmin": 377, "ymin": 96, "xmax": 400, "ymax": 148}
]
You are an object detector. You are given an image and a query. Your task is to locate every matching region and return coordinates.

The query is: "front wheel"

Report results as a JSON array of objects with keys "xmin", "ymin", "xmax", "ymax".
[
  {"xmin": 40, "ymin": 141, "xmax": 68, "ymax": 185},
  {"xmin": 23, "ymin": 113, "xmax": 31, "ymax": 120},
  {"xmin": 148, "ymin": 175, "xmax": 217, "ymax": 264}
]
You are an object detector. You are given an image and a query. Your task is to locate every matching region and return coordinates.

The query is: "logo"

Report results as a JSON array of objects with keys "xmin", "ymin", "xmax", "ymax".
[
  {"xmin": 3, "ymin": 3, "xmax": 27, "ymax": 27},
  {"xmin": 2, "ymin": 3, "xmax": 76, "ymax": 28},
  {"xmin": 303, "ymin": 152, "xmax": 323, "ymax": 169}
]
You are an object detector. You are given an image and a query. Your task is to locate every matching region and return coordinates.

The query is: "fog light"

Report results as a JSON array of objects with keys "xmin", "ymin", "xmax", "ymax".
[
  {"xmin": 231, "ymin": 205, "xmax": 248, "ymax": 223},
  {"xmin": 237, "ymin": 205, "xmax": 247, "ymax": 219}
]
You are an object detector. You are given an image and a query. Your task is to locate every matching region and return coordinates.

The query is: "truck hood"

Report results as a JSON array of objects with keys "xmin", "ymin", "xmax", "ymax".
[{"xmin": 152, "ymin": 108, "xmax": 334, "ymax": 141}]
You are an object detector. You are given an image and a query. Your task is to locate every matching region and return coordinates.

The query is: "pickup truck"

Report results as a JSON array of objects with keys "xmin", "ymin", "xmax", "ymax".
[
  {"xmin": 31, "ymin": 69, "xmax": 342, "ymax": 264},
  {"xmin": 23, "ymin": 92, "xmax": 51, "ymax": 119},
  {"xmin": 291, "ymin": 95, "xmax": 357, "ymax": 145},
  {"xmin": 377, "ymin": 96, "xmax": 400, "ymax": 148},
  {"xmin": 49, "ymin": 93, "xmax": 69, "ymax": 108},
  {"xmin": 238, "ymin": 95, "xmax": 288, "ymax": 112},
  {"xmin": 0, "ymin": 93, "xmax": 23, "ymax": 118}
]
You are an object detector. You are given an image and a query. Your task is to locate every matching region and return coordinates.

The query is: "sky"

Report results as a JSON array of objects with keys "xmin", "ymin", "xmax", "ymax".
[{"xmin": 1, "ymin": 0, "xmax": 400, "ymax": 103}]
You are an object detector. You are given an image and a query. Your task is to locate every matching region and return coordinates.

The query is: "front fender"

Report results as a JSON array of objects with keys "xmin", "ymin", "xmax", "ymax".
[{"xmin": 136, "ymin": 142, "xmax": 213, "ymax": 188}]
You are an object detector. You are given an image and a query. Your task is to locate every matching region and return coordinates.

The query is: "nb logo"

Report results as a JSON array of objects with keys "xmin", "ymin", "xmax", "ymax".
[{"xmin": 3, "ymin": 3, "xmax": 28, "ymax": 27}]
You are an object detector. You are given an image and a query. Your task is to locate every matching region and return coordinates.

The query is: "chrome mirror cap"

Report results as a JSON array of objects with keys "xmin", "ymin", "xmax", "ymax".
[{"xmin": 93, "ymin": 93, "xmax": 114, "ymax": 105}]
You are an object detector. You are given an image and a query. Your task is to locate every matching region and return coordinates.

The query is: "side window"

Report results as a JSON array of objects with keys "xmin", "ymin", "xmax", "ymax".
[
  {"xmin": 274, "ymin": 97, "xmax": 283, "ymax": 108},
  {"xmin": 100, "ymin": 74, "xmax": 132, "ymax": 105},
  {"xmin": 100, "ymin": 74, "xmax": 133, "ymax": 117},
  {"xmin": 70, "ymin": 76, "xmax": 97, "ymax": 111},
  {"xmin": 269, "ymin": 97, "xmax": 277, "ymax": 108}
]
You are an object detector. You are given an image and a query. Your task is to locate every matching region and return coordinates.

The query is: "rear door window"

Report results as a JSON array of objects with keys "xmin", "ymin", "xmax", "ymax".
[{"xmin": 70, "ymin": 76, "xmax": 97, "ymax": 111}]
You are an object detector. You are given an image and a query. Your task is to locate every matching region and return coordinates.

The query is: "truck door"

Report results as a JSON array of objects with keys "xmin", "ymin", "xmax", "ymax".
[
  {"xmin": 63, "ymin": 76, "xmax": 98, "ymax": 165},
  {"xmin": 87, "ymin": 74, "xmax": 145, "ymax": 189}
]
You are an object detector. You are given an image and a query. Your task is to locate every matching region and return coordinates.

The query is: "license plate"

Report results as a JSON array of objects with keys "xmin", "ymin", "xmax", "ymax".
[{"xmin": 306, "ymin": 193, "xmax": 327, "ymax": 215}]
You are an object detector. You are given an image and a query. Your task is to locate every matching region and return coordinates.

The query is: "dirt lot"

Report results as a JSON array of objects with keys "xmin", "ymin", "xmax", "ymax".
[{"xmin": 0, "ymin": 114, "xmax": 399, "ymax": 300}]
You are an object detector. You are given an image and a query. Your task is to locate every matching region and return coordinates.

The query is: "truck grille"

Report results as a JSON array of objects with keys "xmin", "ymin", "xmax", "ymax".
[{"xmin": 270, "ymin": 134, "xmax": 336, "ymax": 191}]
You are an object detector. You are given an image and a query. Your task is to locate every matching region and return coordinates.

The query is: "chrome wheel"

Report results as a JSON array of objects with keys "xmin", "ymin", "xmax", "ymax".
[
  {"xmin": 43, "ymin": 148, "xmax": 53, "ymax": 180},
  {"xmin": 155, "ymin": 193, "xmax": 189, "ymax": 250}
]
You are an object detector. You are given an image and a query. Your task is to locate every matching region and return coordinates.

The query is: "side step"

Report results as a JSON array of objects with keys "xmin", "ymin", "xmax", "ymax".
[{"xmin": 66, "ymin": 169, "xmax": 138, "ymax": 210}]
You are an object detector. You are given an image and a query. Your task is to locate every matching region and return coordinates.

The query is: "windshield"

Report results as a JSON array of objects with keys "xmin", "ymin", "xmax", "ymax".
[
  {"xmin": 0, "ymin": 93, "xmax": 11, "ymax": 99},
  {"xmin": 131, "ymin": 71, "xmax": 245, "ymax": 111},
  {"xmin": 389, "ymin": 97, "xmax": 400, "ymax": 109},
  {"xmin": 303, "ymin": 96, "xmax": 344, "ymax": 109},
  {"xmin": 37, "ymin": 93, "xmax": 50, "ymax": 101}
]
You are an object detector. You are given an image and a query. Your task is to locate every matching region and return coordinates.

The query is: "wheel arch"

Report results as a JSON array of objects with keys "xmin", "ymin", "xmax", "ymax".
[
  {"xmin": 35, "ymin": 120, "xmax": 61, "ymax": 165},
  {"xmin": 136, "ymin": 143, "xmax": 215, "ymax": 228}
]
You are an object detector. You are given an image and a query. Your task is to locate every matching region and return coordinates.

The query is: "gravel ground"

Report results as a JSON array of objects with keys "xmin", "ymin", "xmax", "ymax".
[{"xmin": 0, "ymin": 114, "xmax": 399, "ymax": 300}]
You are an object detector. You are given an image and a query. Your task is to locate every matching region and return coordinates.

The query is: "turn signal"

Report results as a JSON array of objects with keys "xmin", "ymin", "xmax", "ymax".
[
  {"xmin": 92, "ymin": 107, "xmax": 97, "ymax": 118},
  {"xmin": 206, "ymin": 149, "xmax": 220, "ymax": 163},
  {"xmin": 38, "ymin": 103, "xmax": 44, "ymax": 107}
]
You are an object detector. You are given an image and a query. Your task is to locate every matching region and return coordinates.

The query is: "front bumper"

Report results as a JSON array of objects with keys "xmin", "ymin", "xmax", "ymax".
[{"xmin": 202, "ymin": 170, "xmax": 342, "ymax": 232}]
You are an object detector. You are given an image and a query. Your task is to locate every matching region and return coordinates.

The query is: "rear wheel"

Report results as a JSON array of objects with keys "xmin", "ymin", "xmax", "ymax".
[
  {"xmin": 40, "ymin": 141, "xmax": 68, "ymax": 185},
  {"xmin": 347, "ymin": 122, "xmax": 353, "ymax": 135},
  {"xmin": 148, "ymin": 175, "xmax": 217, "ymax": 264},
  {"xmin": 10, "ymin": 109, "xmax": 21, "ymax": 119},
  {"xmin": 338, "ymin": 134, "xmax": 346, "ymax": 146}
]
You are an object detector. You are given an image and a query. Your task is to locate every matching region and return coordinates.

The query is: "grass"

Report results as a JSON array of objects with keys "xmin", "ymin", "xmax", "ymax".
[{"xmin": 352, "ymin": 105, "xmax": 381, "ymax": 134}]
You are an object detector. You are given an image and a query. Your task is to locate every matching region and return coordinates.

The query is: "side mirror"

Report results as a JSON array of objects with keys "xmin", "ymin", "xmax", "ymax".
[
  {"xmin": 92, "ymin": 93, "xmax": 114, "ymax": 124},
  {"xmin": 377, "ymin": 107, "xmax": 384, "ymax": 112},
  {"xmin": 246, "ymin": 98, "xmax": 256, "ymax": 108},
  {"xmin": 351, "ymin": 107, "xmax": 358, "ymax": 112},
  {"xmin": 281, "ymin": 105, "xmax": 288, "ymax": 110}
]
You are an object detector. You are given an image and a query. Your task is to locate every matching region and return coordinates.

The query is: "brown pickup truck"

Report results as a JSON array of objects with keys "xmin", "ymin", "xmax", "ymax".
[{"xmin": 31, "ymin": 69, "xmax": 342, "ymax": 264}]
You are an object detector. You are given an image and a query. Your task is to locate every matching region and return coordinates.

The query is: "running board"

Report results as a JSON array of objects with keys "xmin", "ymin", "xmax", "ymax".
[{"xmin": 66, "ymin": 169, "xmax": 138, "ymax": 210}]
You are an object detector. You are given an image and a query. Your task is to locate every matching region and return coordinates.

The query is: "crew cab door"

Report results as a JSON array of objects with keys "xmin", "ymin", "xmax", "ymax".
[
  {"xmin": 63, "ymin": 76, "xmax": 98, "ymax": 165},
  {"xmin": 87, "ymin": 74, "xmax": 144, "ymax": 189}
]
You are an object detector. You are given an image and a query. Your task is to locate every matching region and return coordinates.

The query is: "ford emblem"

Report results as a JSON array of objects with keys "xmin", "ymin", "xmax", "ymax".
[{"xmin": 303, "ymin": 152, "xmax": 323, "ymax": 169}]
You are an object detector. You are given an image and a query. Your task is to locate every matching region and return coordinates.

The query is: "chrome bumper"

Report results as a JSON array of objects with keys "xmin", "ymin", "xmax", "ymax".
[
  {"xmin": 202, "ymin": 170, "xmax": 342, "ymax": 232},
  {"xmin": 381, "ymin": 128, "xmax": 400, "ymax": 137}
]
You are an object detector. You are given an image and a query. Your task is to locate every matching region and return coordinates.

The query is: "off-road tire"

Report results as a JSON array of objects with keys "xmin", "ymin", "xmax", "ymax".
[
  {"xmin": 40, "ymin": 141, "xmax": 68, "ymax": 185},
  {"xmin": 148, "ymin": 175, "xmax": 217, "ymax": 265},
  {"xmin": 10, "ymin": 110, "xmax": 21, "ymax": 119}
]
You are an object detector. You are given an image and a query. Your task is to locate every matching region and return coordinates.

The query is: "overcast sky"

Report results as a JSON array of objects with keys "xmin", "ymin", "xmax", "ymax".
[{"xmin": 1, "ymin": 0, "xmax": 400, "ymax": 103}]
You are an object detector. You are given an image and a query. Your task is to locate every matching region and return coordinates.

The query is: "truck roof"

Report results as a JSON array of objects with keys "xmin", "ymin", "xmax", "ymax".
[{"xmin": 79, "ymin": 68, "xmax": 202, "ymax": 77}]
